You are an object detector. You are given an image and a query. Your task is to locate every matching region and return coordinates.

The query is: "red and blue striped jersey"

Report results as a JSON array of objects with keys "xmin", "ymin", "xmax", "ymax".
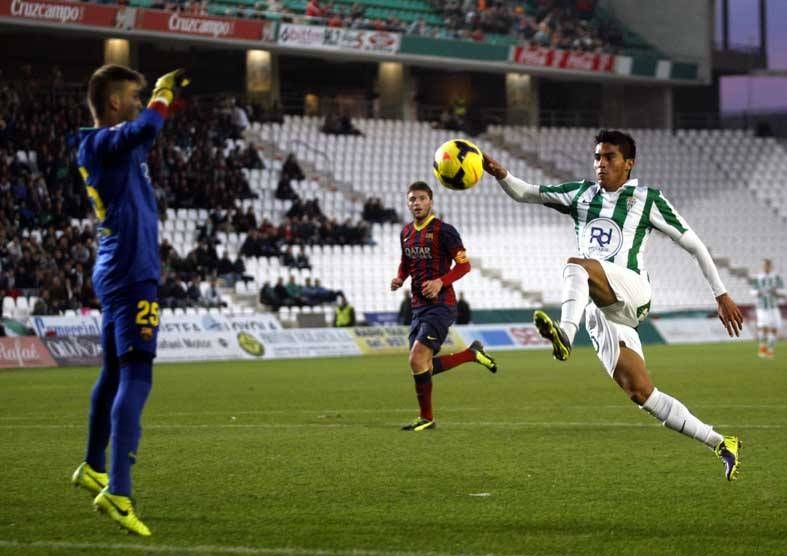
[{"xmin": 398, "ymin": 215, "xmax": 467, "ymax": 308}]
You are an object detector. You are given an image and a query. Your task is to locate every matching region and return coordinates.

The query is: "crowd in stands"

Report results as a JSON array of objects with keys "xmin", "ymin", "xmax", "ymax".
[
  {"xmin": 259, "ymin": 276, "xmax": 343, "ymax": 310},
  {"xmin": 428, "ymin": 0, "xmax": 617, "ymax": 51},
  {"xmin": 86, "ymin": 0, "xmax": 628, "ymax": 52},
  {"xmin": 1, "ymin": 66, "xmax": 95, "ymax": 316},
  {"xmin": 0, "ymin": 65, "xmax": 388, "ymax": 317}
]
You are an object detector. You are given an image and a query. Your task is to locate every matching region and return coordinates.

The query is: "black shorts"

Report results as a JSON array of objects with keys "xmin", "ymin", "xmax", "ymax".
[{"xmin": 408, "ymin": 304, "xmax": 457, "ymax": 355}]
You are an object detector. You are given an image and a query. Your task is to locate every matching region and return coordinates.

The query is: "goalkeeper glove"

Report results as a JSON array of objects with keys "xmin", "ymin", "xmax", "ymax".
[{"xmin": 148, "ymin": 69, "xmax": 190, "ymax": 107}]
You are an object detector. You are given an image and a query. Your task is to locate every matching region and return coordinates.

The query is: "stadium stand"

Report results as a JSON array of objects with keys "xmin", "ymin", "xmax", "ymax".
[
  {"xmin": 119, "ymin": 0, "xmax": 654, "ymax": 55},
  {"xmin": 2, "ymin": 68, "xmax": 785, "ymax": 323}
]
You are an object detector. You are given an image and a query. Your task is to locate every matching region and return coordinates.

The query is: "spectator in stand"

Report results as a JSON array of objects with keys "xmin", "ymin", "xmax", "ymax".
[
  {"xmin": 259, "ymin": 281, "xmax": 281, "ymax": 310},
  {"xmin": 241, "ymin": 144, "xmax": 264, "ymax": 170},
  {"xmin": 165, "ymin": 274, "xmax": 189, "ymax": 309},
  {"xmin": 294, "ymin": 249, "xmax": 311, "ymax": 270},
  {"xmin": 362, "ymin": 197, "xmax": 399, "ymax": 224},
  {"xmin": 407, "ymin": 17, "xmax": 427, "ymax": 35},
  {"xmin": 301, "ymin": 277, "xmax": 321, "ymax": 306},
  {"xmin": 80, "ymin": 276, "xmax": 101, "ymax": 310},
  {"xmin": 313, "ymin": 278, "xmax": 341, "ymax": 303},
  {"xmin": 240, "ymin": 229, "xmax": 263, "ymax": 258},
  {"xmin": 305, "ymin": 0, "xmax": 326, "ymax": 18},
  {"xmin": 216, "ymin": 251, "xmax": 239, "ymax": 284},
  {"xmin": 203, "ymin": 277, "xmax": 227, "ymax": 308},
  {"xmin": 32, "ymin": 289, "xmax": 54, "ymax": 316},
  {"xmin": 273, "ymin": 277, "xmax": 292, "ymax": 306},
  {"xmin": 286, "ymin": 275, "xmax": 307, "ymax": 306},
  {"xmin": 281, "ymin": 153, "xmax": 305, "ymax": 182},
  {"xmin": 281, "ymin": 246, "xmax": 297, "ymax": 268},
  {"xmin": 275, "ymin": 175, "xmax": 299, "ymax": 201},
  {"xmin": 186, "ymin": 277, "xmax": 204, "ymax": 306}
]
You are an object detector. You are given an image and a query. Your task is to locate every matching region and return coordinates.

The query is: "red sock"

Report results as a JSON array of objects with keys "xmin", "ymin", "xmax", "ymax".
[
  {"xmin": 432, "ymin": 348, "xmax": 475, "ymax": 375},
  {"xmin": 414, "ymin": 372, "xmax": 433, "ymax": 421}
]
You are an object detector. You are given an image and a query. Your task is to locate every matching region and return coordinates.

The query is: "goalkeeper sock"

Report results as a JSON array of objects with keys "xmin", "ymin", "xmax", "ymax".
[
  {"xmin": 413, "ymin": 370, "xmax": 433, "ymax": 421},
  {"xmin": 641, "ymin": 388, "xmax": 723, "ymax": 448},
  {"xmin": 109, "ymin": 356, "xmax": 152, "ymax": 497},
  {"xmin": 432, "ymin": 349, "xmax": 475, "ymax": 375},
  {"xmin": 85, "ymin": 359, "xmax": 121, "ymax": 473},
  {"xmin": 560, "ymin": 263, "xmax": 589, "ymax": 345}
]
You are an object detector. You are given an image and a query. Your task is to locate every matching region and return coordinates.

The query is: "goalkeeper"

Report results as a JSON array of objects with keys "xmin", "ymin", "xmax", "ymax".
[{"xmin": 70, "ymin": 65, "xmax": 188, "ymax": 536}]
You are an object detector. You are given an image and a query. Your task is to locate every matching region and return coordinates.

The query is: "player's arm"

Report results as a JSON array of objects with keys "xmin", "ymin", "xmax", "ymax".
[
  {"xmin": 483, "ymin": 153, "xmax": 542, "ymax": 203},
  {"xmin": 678, "ymin": 231, "xmax": 742, "ymax": 336},
  {"xmin": 421, "ymin": 226, "xmax": 470, "ymax": 299},
  {"xmin": 93, "ymin": 69, "xmax": 188, "ymax": 158},
  {"xmin": 484, "ymin": 152, "xmax": 582, "ymax": 212},
  {"xmin": 774, "ymin": 276, "xmax": 786, "ymax": 299},
  {"xmin": 391, "ymin": 233, "xmax": 409, "ymax": 291},
  {"xmin": 650, "ymin": 192, "xmax": 743, "ymax": 336}
]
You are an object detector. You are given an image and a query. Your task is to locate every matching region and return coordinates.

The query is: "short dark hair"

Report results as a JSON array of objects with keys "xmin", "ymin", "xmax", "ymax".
[
  {"xmin": 407, "ymin": 181, "xmax": 433, "ymax": 200},
  {"xmin": 595, "ymin": 129, "xmax": 636, "ymax": 160},
  {"xmin": 87, "ymin": 64, "xmax": 145, "ymax": 120}
]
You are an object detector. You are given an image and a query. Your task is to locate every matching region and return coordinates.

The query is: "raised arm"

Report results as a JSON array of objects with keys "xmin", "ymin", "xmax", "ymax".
[
  {"xmin": 93, "ymin": 69, "xmax": 188, "ymax": 158},
  {"xmin": 483, "ymin": 153, "xmax": 542, "ymax": 203},
  {"xmin": 92, "ymin": 108, "xmax": 165, "ymax": 158}
]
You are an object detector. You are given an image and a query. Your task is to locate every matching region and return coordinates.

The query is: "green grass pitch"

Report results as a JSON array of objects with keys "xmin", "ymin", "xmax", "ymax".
[{"xmin": 1, "ymin": 342, "xmax": 786, "ymax": 556}]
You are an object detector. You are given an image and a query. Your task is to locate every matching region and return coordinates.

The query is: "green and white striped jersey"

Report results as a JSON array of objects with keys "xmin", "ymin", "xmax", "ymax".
[
  {"xmin": 537, "ymin": 178, "xmax": 688, "ymax": 273},
  {"xmin": 750, "ymin": 273, "xmax": 784, "ymax": 309}
]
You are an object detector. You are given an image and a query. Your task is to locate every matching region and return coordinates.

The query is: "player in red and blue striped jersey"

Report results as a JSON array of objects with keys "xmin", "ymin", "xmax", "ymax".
[
  {"xmin": 391, "ymin": 181, "xmax": 497, "ymax": 431},
  {"xmin": 70, "ymin": 65, "xmax": 188, "ymax": 536}
]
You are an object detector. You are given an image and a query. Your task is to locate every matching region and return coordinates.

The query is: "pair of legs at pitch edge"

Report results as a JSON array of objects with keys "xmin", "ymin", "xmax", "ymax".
[
  {"xmin": 72, "ymin": 333, "xmax": 154, "ymax": 536},
  {"xmin": 757, "ymin": 326, "xmax": 778, "ymax": 359},
  {"xmin": 403, "ymin": 340, "xmax": 497, "ymax": 431},
  {"xmin": 534, "ymin": 258, "xmax": 741, "ymax": 481}
]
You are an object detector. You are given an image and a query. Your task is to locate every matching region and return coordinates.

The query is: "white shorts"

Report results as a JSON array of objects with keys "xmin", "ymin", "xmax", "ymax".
[
  {"xmin": 585, "ymin": 302, "xmax": 644, "ymax": 377},
  {"xmin": 755, "ymin": 308, "xmax": 782, "ymax": 330},
  {"xmin": 598, "ymin": 261, "xmax": 652, "ymax": 328}
]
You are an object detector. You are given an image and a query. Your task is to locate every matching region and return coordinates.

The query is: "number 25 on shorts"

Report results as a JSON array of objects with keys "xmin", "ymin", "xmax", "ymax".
[{"xmin": 136, "ymin": 300, "xmax": 160, "ymax": 327}]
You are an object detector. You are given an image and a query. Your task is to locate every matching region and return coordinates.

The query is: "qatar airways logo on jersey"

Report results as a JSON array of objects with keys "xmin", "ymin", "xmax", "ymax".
[
  {"xmin": 405, "ymin": 246, "xmax": 432, "ymax": 259},
  {"xmin": 580, "ymin": 217, "xmax": 623, "ymax": 260}
]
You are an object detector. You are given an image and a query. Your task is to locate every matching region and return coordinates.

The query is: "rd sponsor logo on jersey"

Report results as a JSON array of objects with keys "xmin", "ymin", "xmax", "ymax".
[{"xmin": 580, "ymin": 217, "xmax": 623, "ymax": 260}]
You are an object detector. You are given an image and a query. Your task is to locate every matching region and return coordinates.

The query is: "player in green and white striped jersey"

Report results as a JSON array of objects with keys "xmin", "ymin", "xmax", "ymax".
[
  {"xmin": 750, "ymin": 258, "xmax": 784, "ymax": 359},
  {"xmin": 483, "ymin": 130, "xmax": 745, "ymax": 481}
]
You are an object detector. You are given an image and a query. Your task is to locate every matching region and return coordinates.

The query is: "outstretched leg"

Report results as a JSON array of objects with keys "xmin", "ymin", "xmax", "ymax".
[
  {"xmin": 433, "ymin": 341, "xmax": 497, "ymax": 374},
  {"xmin": 535, "ymin": 258, "xmax": 619, "ymax": 361}
]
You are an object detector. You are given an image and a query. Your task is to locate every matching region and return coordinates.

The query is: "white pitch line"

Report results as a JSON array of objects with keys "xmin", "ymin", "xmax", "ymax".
[
  {"xmin": 0, "ymin": 540, "xmax": 501, "ymax": 556},
  {"xmin": 2, "ymin": 403, "xmax": 785, "ymax": 422},
  {"xmin": 0, "ymin": 421, "xmax": 784, "ymax": 430}
]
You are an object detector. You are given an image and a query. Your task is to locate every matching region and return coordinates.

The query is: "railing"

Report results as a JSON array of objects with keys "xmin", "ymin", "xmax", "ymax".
[{"xmin": 287, "ymin": 139, "xmax": 333, "ymax": 175}]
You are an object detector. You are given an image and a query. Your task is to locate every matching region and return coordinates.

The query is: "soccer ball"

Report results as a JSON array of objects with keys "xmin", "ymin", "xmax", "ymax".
[{"xmin": 432, "ymin": 139, "xmax": 485, "ymax": 191}]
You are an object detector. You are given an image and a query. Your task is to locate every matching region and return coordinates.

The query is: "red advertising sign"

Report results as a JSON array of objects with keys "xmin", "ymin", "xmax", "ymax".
[
  {"xmin": 136, "ymin": 9, "xmax": 269, "ymax": 41},
  {"xmin": 511, "ymin": 44, "xmax": 615, "ymax": 73},
  {"xmin": 0, "ymin": 0, "xmax": 118, "ymax": 27},
  {"xmin": 0, "ymin": 337, "xmax": 57, "ymax": 369}
]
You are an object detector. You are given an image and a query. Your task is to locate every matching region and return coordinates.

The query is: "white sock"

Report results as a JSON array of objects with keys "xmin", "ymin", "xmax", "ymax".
[
  {"xmin": 767, "ymin": 331, "xmax": 776, "ymax": 353},
  {"xmin": 641, "ymin": 388, "xmax": 723, "ymax": 449},
  {"xmin": 559, "ymin": 263, "xmax": 589, "ymax": 346}
]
